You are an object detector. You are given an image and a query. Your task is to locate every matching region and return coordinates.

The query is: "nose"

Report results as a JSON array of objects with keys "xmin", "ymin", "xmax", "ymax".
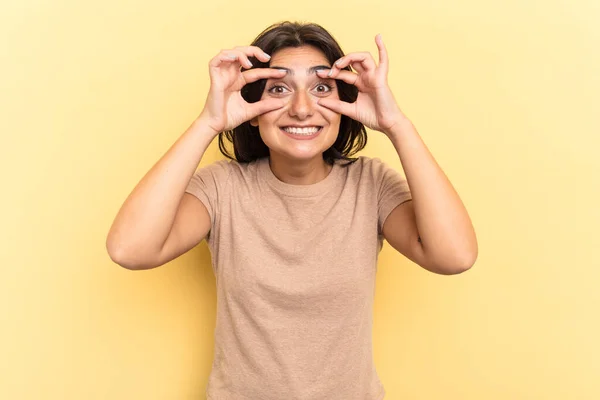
[{"xmin": 288, "ymin": 90, "xmax": 314, "ymax": 119}]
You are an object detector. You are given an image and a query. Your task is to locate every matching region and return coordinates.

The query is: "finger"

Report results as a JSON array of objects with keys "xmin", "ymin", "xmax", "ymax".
[
  {"xmin": 375, "ymin": 34, "xmax": 389, "ymax": 75},
  {"xmin": 233, "ymin": 45, "xmax": 273, "ymax": 63},
  {"xmin": 242, "ymin": 68, "xmax": 287, "ymax": 84},
  {"xmin": 225, "ymin": 51, "xmax": 254, "ymax": 69},
  {"xmin": 317, "ymin": 69, "xmax": 359, "ymax": 86},
  {"xmin": 317, "ymin": 98, "xmax": 357, "ymax": 119},
  {"xmin": 329, "ymin": 52, "xmax": 376, "ymax": 77},
  {"xmin": 247, "ymin": 98, "xmax": 286, "ymax": 119},
  {"xmin": 326, "ymin": 62, "xmax": 359, "ymax": 78},
  {"xmin": 210, "ymin": 51, "xmax": 253, "ymax": 69},
  {"xmin": 349, "ymin": 61, "xmax": 365, "ymax": 74}
]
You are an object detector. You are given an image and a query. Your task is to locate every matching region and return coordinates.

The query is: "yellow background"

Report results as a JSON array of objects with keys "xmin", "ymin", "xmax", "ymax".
[{"xmin": 1, "ymin": 0, "xmax": 598, "ymax": 398}]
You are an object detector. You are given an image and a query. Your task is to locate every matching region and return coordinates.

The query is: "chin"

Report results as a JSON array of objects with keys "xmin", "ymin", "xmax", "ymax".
[
  {"xmin": 269, "ymin": 147, "xmax": 325, "ymax": 163},
  {"xmin": 269, "ymin": 140, "xmax": 337, "ymax": 163}
]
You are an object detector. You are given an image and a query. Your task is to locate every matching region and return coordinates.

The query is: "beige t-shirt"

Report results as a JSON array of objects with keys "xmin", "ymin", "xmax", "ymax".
[{"xmin": 185, "ymin": 156, "xmax": 412, "ymax": 400}]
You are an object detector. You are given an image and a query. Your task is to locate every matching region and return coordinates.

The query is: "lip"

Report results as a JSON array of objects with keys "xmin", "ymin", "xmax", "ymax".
[{"xmin": 279, "ymin": 126, "xmax": 323, "ymax": 140}]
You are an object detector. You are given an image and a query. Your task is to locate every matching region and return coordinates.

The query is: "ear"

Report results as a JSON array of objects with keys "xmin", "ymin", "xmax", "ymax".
[{"xmin": 250, "ymin": 117, "xmax": 259, "ymax": 127}]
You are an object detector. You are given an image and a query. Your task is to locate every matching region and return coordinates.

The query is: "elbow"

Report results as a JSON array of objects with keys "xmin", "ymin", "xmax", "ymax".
[
  {"xmin": 106, "ymin": 239, "xmax": 134, "ymax": 270},
  {"xmin": 448, "ymin": 255, "xmax": 477, "ymax": 275},
  {"xmin": 429, "ymin": 250, "xmax": 478, "ymax": 276},
  {"xmin": 457, "ymin": 241, "xmax": 479, "ymax": 273},
  {"xmin": 106, "ymin": 237, "xmax": 153, "ymax": 271},
  {"xmin": 443, "ymin": 239, "xmax": 479, "ymax": 275}
]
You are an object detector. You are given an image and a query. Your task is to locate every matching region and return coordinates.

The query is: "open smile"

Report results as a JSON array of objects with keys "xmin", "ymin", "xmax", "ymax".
[{"xmin": 279, "ymin": 126, "xmax": 323, "ymax": 140}]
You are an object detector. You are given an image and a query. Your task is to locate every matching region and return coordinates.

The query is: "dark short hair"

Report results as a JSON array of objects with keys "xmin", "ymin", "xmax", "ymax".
[{"xmin": 218, "ymin": 21, "xmax": 367, "ymax": 166}]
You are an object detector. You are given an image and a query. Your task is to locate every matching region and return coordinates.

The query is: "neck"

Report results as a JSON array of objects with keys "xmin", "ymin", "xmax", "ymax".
[{"xmin": 268, "ymin": 153, "xmax": 332, "ymax": 185}]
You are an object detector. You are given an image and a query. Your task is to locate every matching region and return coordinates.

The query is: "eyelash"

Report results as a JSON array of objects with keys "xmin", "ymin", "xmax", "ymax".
[{"xmin": 267, "ymin": 82, "xmax": 334, "ymax": 94}]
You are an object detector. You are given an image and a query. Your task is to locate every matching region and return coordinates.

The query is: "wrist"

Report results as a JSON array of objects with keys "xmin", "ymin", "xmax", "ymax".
[
  {"xmin": 383, "ymin": 113, "xmax": 413, "ymax": 139},
  {"xmin": 193, "ymin": 113, "xmax": 221, "ymax": 138}
]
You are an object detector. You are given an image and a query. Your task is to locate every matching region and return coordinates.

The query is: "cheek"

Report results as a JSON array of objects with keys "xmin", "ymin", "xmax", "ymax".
[
  {"xmin": 257, "ymin": 109, "xmax": 280, "ymax": 126},
  {"xmin": 320, "ymin": 92, "xmax": 341, "ymax": 121},
  {"xmin": 256, "ymin": 114, "xmax": 282, "ymax": 145},
  {"xmin": 321, "ymin": 108, "xmax": 342, "ymax": 127}
]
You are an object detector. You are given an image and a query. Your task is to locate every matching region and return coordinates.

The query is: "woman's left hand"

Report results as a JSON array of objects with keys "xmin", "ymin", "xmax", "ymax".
[{"xmin": 316, "ymin": 34, "xmax": 405, "ymax": 136}]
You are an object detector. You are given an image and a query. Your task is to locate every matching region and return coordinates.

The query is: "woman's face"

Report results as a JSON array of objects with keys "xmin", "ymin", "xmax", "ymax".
[{"xmin": 252, "ymin": 45, "xmax": 342, "ymax": 163}]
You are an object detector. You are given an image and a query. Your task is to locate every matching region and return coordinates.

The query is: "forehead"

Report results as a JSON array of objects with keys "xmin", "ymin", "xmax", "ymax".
[{"xmin": 269, "ymin": 45, "xmax": 331, "ymax": 69}]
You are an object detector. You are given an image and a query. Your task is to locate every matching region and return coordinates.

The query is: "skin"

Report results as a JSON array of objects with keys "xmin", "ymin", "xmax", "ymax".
[
  {"xmin": 107, "ymin": 35, "xmax": 478, "ymax": 274},
  {"xmin": 317, "ymin": 34, "xmax": 478, "ymax": 274},
  {"xmin": 250, "ymin": 46, "xmax": 342, "ymax": 185},
  {"xmin": 203, "ymin": 36, "xmax": 478, "ymax": 274}
]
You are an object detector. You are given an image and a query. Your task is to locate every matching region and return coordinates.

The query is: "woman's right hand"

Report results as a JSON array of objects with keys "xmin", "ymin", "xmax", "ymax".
[{"xmin": 199, "ymin": 46, "xmax": 287, "ymax": 135}]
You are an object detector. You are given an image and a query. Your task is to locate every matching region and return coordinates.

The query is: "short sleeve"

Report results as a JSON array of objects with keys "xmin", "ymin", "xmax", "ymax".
[
  {"xmin": 184, "ymin": 159, "xmax": 232, "ymax": 235},
  {"xmin": 373, "ymin": 158, "xmax": 413, "ymax": 235}
]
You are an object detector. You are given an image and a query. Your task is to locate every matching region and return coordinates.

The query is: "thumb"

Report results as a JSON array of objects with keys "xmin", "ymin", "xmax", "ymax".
[
  {"xmin": 247, "ymin": 98, "xmax": 286, "ymax": 120},
  {"xmin": 317, "ymin": 98, "xmax": 356, "ymax": 119}
]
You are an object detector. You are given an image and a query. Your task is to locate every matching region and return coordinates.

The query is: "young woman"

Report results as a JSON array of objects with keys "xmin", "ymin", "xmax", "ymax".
[{"xmin": 107, "ymin": 21, "xmax": 478, "ymax": 400}]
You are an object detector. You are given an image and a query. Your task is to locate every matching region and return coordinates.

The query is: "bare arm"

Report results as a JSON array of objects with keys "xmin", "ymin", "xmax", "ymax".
[
  {"xmin": 384, "ymin": 118, "xmax": 478, "ymax": 274},
  {"xmin": 106, "ymin": 46, "xmax": 286, "ymax": 270},
  {"xmin": 105, "ymin": 118, "xmax": 216, "ymax": 270},
  {"xmin": 319, "ymin": 35, "xmax": 477, "ymax": 274}
]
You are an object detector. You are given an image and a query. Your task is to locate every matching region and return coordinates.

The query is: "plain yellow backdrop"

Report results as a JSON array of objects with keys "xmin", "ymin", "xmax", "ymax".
[{"xmin": 1, "ymin": 0, "xmax": 598, "ymax": 399}]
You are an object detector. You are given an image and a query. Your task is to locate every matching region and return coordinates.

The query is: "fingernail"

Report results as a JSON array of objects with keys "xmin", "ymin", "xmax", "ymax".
[
  {"xmin": 247, "ymin": 60, "xmax": 253, "ymax": 67},
  {"xmin": 227, "ymin": 54, "xmax": 237, "ymax": 59},
  {"xmin": 327, "ymin": 69, "xmax": 333, "ymax": 77},
  {"xmin": 263, "ymin": 52, "xmax": 271, "ymax": 59},
  {"xmin": 335, "ymin": 59, "xmax": 343, "ymax": 66}
]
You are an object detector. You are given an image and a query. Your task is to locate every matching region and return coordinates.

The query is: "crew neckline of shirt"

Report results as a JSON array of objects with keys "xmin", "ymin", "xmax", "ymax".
[{"xmin": 259, "ymin": 156, "xmax": 343, "ymax": 198}]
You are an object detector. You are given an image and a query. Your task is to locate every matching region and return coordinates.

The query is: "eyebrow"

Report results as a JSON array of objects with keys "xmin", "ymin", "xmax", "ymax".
[{"xmin": 269, "ymin": 65, "xmax": 330, "ymax": 76}]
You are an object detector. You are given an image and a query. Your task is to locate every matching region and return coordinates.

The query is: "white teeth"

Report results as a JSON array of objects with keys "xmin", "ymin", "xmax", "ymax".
[{"xmin": 282, "ymin": 126, "xmax": 320, "ymax": 135}]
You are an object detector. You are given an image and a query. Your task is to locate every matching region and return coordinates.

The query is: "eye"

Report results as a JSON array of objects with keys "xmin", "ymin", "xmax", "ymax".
[
  {"xmin": 267, "ymin": 85, "xmax": 289, "ymax": 94},
  {"xmin": 314, "ymin": 83, "xmax": 333, "ymax": 93}
]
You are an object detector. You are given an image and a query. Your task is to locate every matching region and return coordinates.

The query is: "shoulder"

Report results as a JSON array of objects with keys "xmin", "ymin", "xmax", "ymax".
[
  {"xmin": 345, "ymin": 155, "xmax": 388, "ymax": 169},
  {"xmin": 227, "ymin": 157, "xmax": 264, "ymax": 182},
  {"xmin": 190, "ymin": 159, "xmax": 239, "ymax": 192},
  {"xmin": 194, "ymin": 157, "xmax": 265, "ymax": 186},
  {"xmin": 196, "ymin": 158, "xmax": 232, "ymax": 172},
  {"xmin": 196, "ymin": 157, "xmax": 260, "ymax": 175},
  {"xmin": 343, "ymin": 156, "xmax": 393, "ymax": 180}
]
